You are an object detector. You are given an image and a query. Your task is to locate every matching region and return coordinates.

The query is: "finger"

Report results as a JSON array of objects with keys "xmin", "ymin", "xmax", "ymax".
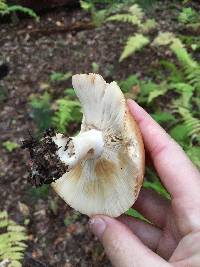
[
  {"xmin": 133, "ymin": 188, "xmax": 170, "ymax": 228},
  {"xmin": 89, "ymin": 216, "xmax": 171, "ymax": 267},
  {"xmin": 127, "ymin": 99, "xmax": 200, "ymax": 200},
  {"xmin": 118, "ymin": 215, "xmax": 162, "ymax": 251}
]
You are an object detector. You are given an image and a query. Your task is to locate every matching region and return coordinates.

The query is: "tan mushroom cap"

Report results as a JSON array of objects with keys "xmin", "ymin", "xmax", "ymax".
[{"xmin": 52, "ymin": 73, "xmax": 145, "ymax": 217}]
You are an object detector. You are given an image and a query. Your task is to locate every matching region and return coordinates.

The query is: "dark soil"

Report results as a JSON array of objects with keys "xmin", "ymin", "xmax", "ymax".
[{"xmin": 0, "ymin": 1, "xmax": 199, "ymax": 266}]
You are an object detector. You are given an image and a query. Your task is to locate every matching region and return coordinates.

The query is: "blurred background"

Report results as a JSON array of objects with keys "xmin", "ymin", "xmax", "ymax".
[{"xmin": 0, "ymin": 0, "xmax": 200, "ymax": 266}]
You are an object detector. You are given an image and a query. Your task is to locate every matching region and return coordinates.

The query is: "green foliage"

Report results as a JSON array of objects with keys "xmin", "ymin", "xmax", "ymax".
[
  {"xmin": 126, "ymin": 208, "xmax": 149, "ymax": 222},
  {"xmin": 151, "ymin": 112, "xmax": 175, "ymax": 124},
  {"xmin": 152, "ymin": 31, "xmax": 176, "ymax": 46},
  {"xmin": 107, "ymin": 4, "xmax": 157, "ymax": 61},
  {"xmin": 0, "ymin": 0, "xmax": 7, "ymax": 11},
  {"xmin": 29, "ymin": 92, "xmax": 52, "ymax": 132},
  {"xmin": 80, "ymin": 0, "xmax": 92, "ymax": 11},
  {"xmin": 135, "ymin": 81, "xmax": 167, "ymax": 104},
  {"xmin": 170, "ymin": 38, "xmax": 198, "ymax": 68},
  {"xmin": 143, "ymin": 180, "xmax": 170, "ymax": 199},
  {"xmin": 0, "ymin": 0, "xmax": 39, "ymax": 21},
  {"xmin": 80, "ymin": 0, "xmax": 108, "ymax": 27},
  {"xmin": 80, "ymin": 1, "xmax": 148, "ymax": 28},
  {"xmin": 121, "ymin": 33, "xmax": 200, "ymax": 179},
  {"xmin": 186, "ymin": 147, "xmax": 200, "ymax": 169},
  {"xmin": 179, "ymin": 35, "xmax": 200, "ymax": 51},
  {"xmin": 50, "ymin": 72, "xmax": 72, "ymax": 83},
  {"xmin": 0, "ymin": 211, "xmax": 28, "ymax": 267},
  {"xmin": 140, "ymin": 18, "xmax": 157, "ymax": 33},
  {"xmin": 134, "ymin": 0, "xmax": 158, "ymax": 10},
  {"xmin": 178, "ymin": 107, "xmax": 200, "ymax": 143},
  {"xmin": 119, "ymin": 34, "xmax": 149, "ymax": 62},
  {"xmin": 91, "ymin": 62, "xmax": 100, "ymax": 73},
  {"xmin": 52, "ymin": 98, "xmax": 81, "ymax": 133},
  {"xmin": 128, "ymin": 4, "xmax": 144, "ymax": 20},
  {"xmin": 64, "ymin": 211, "xmax": 81, "ymax": 226},
  {"xmin": 107, "ymin": 13, "xmax": 140, "ymax": 25},
  {"xmin": 119, "ymin": 74, "xmax": 139, "ymax": 92},
  {"xmin": 29, "ymin": 72, "xmax": 82, "ymax": 134},
  {"xmin": 178, "ymin": 7, "xmax": 199, "ymax": 24},
  {"xmin": 29, "ymin": 185, "xmax": 50, "ymax": 200},
  {"xmin": 2, "ymin": 141, "xmax": 19, "ymax": 152}
]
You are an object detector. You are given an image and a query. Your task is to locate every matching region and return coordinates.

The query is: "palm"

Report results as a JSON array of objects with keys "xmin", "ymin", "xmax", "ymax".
[
  {"xmin": 89, "ymin": 100, "xmax": 200, "ymax": 267},
  {"xmin": 153, "ymin": 206, "xmax": 180, "ymax": 259}
]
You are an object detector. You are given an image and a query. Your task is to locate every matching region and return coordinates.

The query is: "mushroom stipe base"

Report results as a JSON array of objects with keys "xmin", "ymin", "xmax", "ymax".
[{"xmin": 22, "ymin": 128, "xmax": 68, "ymax": 187}]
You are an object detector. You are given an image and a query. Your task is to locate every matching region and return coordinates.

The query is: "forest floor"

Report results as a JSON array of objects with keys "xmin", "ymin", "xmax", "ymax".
[{"xmin": 0, "ymin": 1, "xmax": 199, "ymax": 266}]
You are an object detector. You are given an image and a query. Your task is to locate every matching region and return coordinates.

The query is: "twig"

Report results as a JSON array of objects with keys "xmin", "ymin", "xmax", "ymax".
[{"xmin": 18, "ymin": 21, "xmax": 94, "ymax": 37}]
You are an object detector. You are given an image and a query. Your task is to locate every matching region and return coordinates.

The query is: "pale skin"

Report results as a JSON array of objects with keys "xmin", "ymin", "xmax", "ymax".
[{"xmin": 89, "ymin": 99, "xmax": 200, "ymax": 267}]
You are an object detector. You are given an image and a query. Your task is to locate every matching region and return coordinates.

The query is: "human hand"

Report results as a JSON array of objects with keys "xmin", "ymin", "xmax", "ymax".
[{"xmin": 89, "ymin": 99, "xmax": 200, "ymax": 267}]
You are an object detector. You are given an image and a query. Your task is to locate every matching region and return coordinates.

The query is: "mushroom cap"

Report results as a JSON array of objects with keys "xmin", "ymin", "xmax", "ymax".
[{"xmin": 52, "ymin": 73, "xmax": 145, "ymax": 217}]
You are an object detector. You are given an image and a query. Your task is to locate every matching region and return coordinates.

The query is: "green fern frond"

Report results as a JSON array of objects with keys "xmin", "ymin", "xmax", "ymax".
[
  {"xmin": 0, "ymin": 211, "xmax": 27, "ymax": 267},
  {"xmin": 107, "ymin": 14, "xmax": 141, "ymax": 26},
  {"xmin": 0, "ymin": 0, "xmax": 7, "ymax": 11},
  {"xmin": 0, "ymin": 0, "xmax": 39, "ymax": 21},
  {"xmin": 147, "ymin": 82, "xmax": 168, "ymax": 103},
  {"xmin": 6, "ymin": 5, "xmax": 39, "ymax": 21},
  {"xmin": 152, "ymin": 31, "xmax": 176, "ymax": 46},
  {"xmin": 29, "ymin": 92, "xmax": 52, "ymax": 132},
  {"xmin": 119, "ymin": 34, "xmax": 149, "ymax": 62},
  {"xmin": 140, "ymin": 18, "xmax": 157, "ymax": 33},
  {"xmin": 154, "ymin": 33, "xmax": 200, "ymax": 92},
  {"xmin": 178, "ymin": 107, "xmax": 200, "ymax": 143},
  {"xmin": 107, "ymin": 3, "xmax": 143, "ymax": 26},
  {"xmin": 129, "ymin": 4, "xmax": 144, "ymax": 20},
  {"xmin": 52, "ymin": 98, "xmax": 82, "ymax": 133},
  {"xmin": 178, "ymin": 7, "xmax": 199, "ymax": 24},
  {"xmin": 169, "ymin": 82, "xmax": 194, "ymax": 108},
  {"xmin": 159, "ymin": 60, "xmax": 185, "ymax": 83},
  {"xmin": 170, "ymin": 38, "xmax": 200, "ymax": 91},
  {"xmin": 170, "ymin": 38, "xmax": 198, "ymax": 68},
  {"xmin": 186, "ymin": 147, "xmax": 200, "ymax": 169}
]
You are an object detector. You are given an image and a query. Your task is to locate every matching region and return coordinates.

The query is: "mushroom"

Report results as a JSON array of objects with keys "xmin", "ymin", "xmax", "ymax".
[{"xmin": 50, "ymin": 73, "xmax": 145, "ymax": 217}]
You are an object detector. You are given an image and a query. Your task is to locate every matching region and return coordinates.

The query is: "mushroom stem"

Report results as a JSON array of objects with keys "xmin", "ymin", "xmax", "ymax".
[{"xmin": 52, "ymin": 129, "xmax": 104, "ymax": 170}]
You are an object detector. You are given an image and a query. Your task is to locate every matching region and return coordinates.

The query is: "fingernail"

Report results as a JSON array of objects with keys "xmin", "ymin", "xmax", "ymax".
[{"xmin": 89, "ymin": 217, "xmax": 106, "ymax": 239}]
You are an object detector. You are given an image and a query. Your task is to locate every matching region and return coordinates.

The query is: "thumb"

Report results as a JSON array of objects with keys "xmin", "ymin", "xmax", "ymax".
[{"xmin": 89, "ymin": 215, "xmax": 171, "ymax": 267}]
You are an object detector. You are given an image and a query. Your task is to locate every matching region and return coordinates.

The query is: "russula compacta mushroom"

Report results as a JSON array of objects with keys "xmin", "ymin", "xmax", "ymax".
[{"xmin": 25, "ymin": 73, "xmax": 145, "ymax": 217}]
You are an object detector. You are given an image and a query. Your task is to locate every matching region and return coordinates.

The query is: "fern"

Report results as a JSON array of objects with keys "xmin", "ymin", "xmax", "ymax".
[
  {"xmin": 152, "ymin": 31, "xmax": 176, "ymax": 46},
  {"xmin": 140, "ymin": 18, "xmax": 157, "ymax": 33},
  {"xmin": 143, "ymin": 180, "xmax": 170, "ymax": 199},
  {"xmin": 170, "ymin": 39, "xmax": 200, "ymax": 91},
  {"xmin": 170, "ymin": 38, "xmax": 198, "ymax": 68},
  {"xmin": 0, "ymin": 0, "xmax": 39, "ymax": 21},
  {"xmin": 119, "ymin": 34, "xmax": 149, "ymax": 61},
  {"xmin": 0, "ymin": 211, "xmax": 27, "ymax": 267},
  {"xmin": 153, "ymin": 33, "xmax": 200, "ymax": 92},
  {"xmin": 107, "ymin": 14, "xmax": 141, "ymax": 25},
  {"xmin": 128, "ymin": 4, "xmax": 144, "ymax": 20},
  {"xmin": 106, "ymin": 3, "xmax": 146, "ymax": 26},
  {"xmin": 178, "ymin": 7, "xmax": 199, "ymax": 24},
  {"xmin": 178, "ymin": 107, "xmax": 200, "ymax": 143},
  {"xmin": 137, "ymin": 80, "xmax": 168, "ymax": 104},
  {"xmin": 6, "ymin": 6, "xmax": 39, "ymax": 21},
  {"xmin": 52, "ymin": 98, "xmax": 82, "ymax": 133},
  {"xmin": 29, "ymin": 92, "xmax": 52, "ymax": 132},
  {"xmin": 186, "ymin": 147, "xmax": 200, "ymax": 169},
  {"xmin": 0, "ymin": 0, "xmax": 7, "ymax": 12},
  {"xmin": 147, "ymin": 81, "xmax": 168, "ymax": 103},
  {"xmin": 107, "ymin": 4, "xmax": 159, "ymax": 61},
  {"xmin": 50, "ymin": 71, "xmax": 72, "ymax": 82},
  {"xmin": 170, "ymin": 83, "xmax": 194, "ymax": 109}
]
